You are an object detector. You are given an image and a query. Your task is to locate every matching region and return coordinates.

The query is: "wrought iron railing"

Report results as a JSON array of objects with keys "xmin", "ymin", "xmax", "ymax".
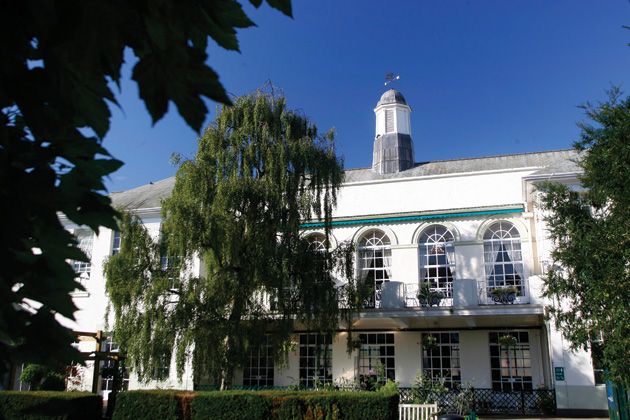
[
  {"xmin": 194, "ymin": 384, "xmax": 555, "ymax": 415},
  {"xmin": 404, "ymin": 283, "xmax": 453, "ymax": 308},
  {"xmin": 477, "ymin": 278, "xmax": 530, "ymax": 305},
  {"xmin": 398, "ymin": 387, "xmax": 556, "ymax": 415}
]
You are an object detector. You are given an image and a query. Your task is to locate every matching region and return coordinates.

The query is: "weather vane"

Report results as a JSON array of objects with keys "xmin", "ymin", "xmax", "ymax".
[{"xmin": 384, "ymin": 73, "xmax": 400, "ymax": 86}]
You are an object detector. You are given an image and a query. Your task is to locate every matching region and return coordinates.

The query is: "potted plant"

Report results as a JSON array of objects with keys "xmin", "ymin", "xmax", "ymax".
[
  {"xmin": 490, "ymin": 286, "xmax": 517, "ymax": 304},
  {"xmin": 418, "ymin": 282, "xmax": 444, "ymax": 307},
  {"xmin": 422, "ymin": 334, "xmax": 438, "ymax": 351},
  {"xmin": 498, "ymin": 334, "xmax": 517, "ymax": 349}
]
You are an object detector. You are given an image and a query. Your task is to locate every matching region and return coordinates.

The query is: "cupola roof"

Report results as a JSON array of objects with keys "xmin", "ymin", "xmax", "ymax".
[{"xmin": 376, "ymin": 89, "xmax": 407, "ymax": 106}]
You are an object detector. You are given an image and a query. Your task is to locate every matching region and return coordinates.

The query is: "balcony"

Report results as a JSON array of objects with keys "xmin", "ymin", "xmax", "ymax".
[
  {"xmin": 343, "ymin": 278, "xmax": 533, "ymax": 310},
  {"xmin": 404, "ymin": 283, "xmax": 453, "ymax": 308},
  {"xmin": 476, "ymin": 278, "xmax": 530, "ymax": 305}
]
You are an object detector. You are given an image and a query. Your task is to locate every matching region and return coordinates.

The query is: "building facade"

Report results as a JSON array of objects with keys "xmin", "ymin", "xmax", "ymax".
[{"xmin": 56, "ymin": 89, "xmax": 606, "ymax": 415}]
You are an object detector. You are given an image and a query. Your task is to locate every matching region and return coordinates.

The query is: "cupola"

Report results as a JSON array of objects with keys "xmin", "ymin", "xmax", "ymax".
[{"xmin": 372, "ymin": 89, "xmax": 415, "ymax": 174}]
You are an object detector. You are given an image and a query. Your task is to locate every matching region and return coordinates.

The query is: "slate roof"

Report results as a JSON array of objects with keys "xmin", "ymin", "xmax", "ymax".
[
  {"xmin": 110, "ymin": 149, "xmax": 582, "ymax": 210},
  {"xmin": 344, "ymin": 148, "xmax": 581, "ymax": 183},
  {"xmin": 110, "ymin": 176, "xmax": 175, "ymax": 210}
]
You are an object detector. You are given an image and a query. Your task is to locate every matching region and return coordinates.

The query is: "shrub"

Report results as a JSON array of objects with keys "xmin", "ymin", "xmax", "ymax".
[
  {"xmin": 0, "ymin": 391, "xmax": 102, "ymax": 420},
  {"xmin": 191, "ymin": 390, "xmax": 398, "ymax": 420},
  {"xmin": 192, "ymin": 391, "xmax": 271, "ymax": 420},
  {"xmin": 41, "ymin": 373, "xmax": 66, "ymax": 391},
  {"xmin": 20, "ymin": 365, "xmax": 47, "ymax": 391},
  {"xmin": 112, "ymin": 389, "xmax": 398, "ymax": 420},
  {"xmin": 113, "ymin": 390, "xmax": 196, "ymax": 420}
]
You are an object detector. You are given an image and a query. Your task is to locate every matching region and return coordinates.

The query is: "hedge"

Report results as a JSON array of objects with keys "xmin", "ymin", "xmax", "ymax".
[
  {"xmin": 113, "ymin": 389, "xmax": 398, "ymax": 420},
  {"xmin": 113, "ymin": 390, "xmax": 196, "ymax": 420},
  {"xmin": 0, "ymin": 391, "xmax": 102, "ymax": 420}
]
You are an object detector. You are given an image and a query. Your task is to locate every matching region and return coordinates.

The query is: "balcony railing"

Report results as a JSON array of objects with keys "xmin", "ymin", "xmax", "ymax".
[
  {"xmin": 477, "ymin": 278, "xmax": 530, "ymax": 305},
  {"xmin": 404, "ymin": 283, "xmax": 453, "ymax": 308},
  {"xmin": 336, "ymin": 279, "xmax": 531, "ymax": 310}
]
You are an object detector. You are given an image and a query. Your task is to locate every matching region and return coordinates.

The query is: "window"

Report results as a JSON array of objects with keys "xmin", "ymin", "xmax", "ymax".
[
  {"xmin": 591, "ymin": 332, "xmax": 606, "ymax": 385},
  {"xmin": 483, "ymin": 222, "xmax": 524, "ymax": 297},
  {"xmin": 418, "ymin": 226, "xmax": 455, "ymax": 303},
  {"xmin": 152, "ymin": 356, "xmax": 171, "ymax": 381},
  {"xmin": 112, "ymin": 231, "xmax": 121, "ymax": 255},
  {"xmin": 357, "ymin": 333, "xmax": 395, "ymax": 382},
  {"xmin": 243, "ymin": 339, "xmax": 274, "ymax": 386},
  {"xmin": 73, "ymin": 229, "xmax": 93, "ymax": 277},
  {"xmin": 100, "ymin": 359, "xmax": 129, "ymax": 392},
  {"xmin": 299, "ymin": 333, "xmax": 332, "ymax": 387},
  {"xmin": 100, "ymin": 336, "xmax": 129, "ymax": 393},
  {"xmin": 358, "ymin": 230, "xmax": 392, "ymax": 308},
  {"xmin": 422, "ymin": 332, "xmax": 461, "ymax": 388},
  {"xmin": 489, "ymin": 331, "xmax": 532, "ymax": 391},
  {"xmin": 308, "ymin": 232, "xmax": 327, "ymax": 252},
  {"xmin": 72, "ymin": 230, "xmax": 93, "ymax": 292}
]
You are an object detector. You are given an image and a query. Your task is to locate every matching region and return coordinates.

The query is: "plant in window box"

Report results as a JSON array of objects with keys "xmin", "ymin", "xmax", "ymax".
[
  {"xmin": 417, "ymin": 282, "xmax": 444, "ymax": 307},
  {"xmin": 498, "ymin": 334, "xmax": 517, "ymax": 349},
  {"xmin": 490, "ymin": 286, "xmax": 517, "ymax": 304}
]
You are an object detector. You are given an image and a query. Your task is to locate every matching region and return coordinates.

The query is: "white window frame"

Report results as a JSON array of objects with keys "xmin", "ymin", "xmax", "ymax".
[
  {"xmin": 358, "ymin": 230, "xmax": 392, "ymax": 309},
  {"xmin": 483, "ymin": 221, "xmax": 525, "ymax": 298},
  {"xmin": 418, "ymin": 225, "xmax": 456, "ymax": 303}
]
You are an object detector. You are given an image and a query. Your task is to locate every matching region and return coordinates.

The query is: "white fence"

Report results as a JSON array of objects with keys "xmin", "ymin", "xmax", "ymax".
[{"xmin": 399, "ymin": 403, "xmax": 438, "ymax": 420}]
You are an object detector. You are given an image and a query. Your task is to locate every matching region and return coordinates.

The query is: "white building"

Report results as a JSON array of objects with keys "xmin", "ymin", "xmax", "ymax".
[{"xmin": 55, "ymin": 89, "xmax": 606, "ymax": 416}]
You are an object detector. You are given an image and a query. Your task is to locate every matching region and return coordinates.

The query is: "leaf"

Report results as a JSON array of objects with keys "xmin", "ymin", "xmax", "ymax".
[{"xmin": 265, "ymin": 0, "xmax": 293, "ymax": 17}]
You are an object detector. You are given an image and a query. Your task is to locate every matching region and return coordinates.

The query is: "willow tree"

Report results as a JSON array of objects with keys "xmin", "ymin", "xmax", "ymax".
[
  {"xmin": 538, "ymin": 88, "xmax": 630, "ymax": 387},
  {"xmin": 105, "ymin": 90, "xmax": 362, "ymax": 389}
]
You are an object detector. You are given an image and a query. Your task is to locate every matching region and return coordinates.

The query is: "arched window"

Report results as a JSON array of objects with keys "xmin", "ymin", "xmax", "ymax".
[
  {"xmin": 358, "ymin": 230, "xmax": 391, "ymax": 308},
  {"xmin": 418, "ymin": 225, "xmax": 455, "ymax": 303},
  {"xmin": 483, "ymin": 221, "xmax": 524, "ymax": 300},
  {"xmin": 307, "ymin": 232, "xmax": 327, "ymax": 252}
]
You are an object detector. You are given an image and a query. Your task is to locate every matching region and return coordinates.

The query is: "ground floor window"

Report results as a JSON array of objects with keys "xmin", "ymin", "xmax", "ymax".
[
  {"xmin": 422, "ymin": 332, "xmax": 461, "ymax": 388},
  {"xmin": 243, "ymin": 340, "xmax": 274, "ymax": 386},
  {"xmin": 299, "ymin": 333, "xmax": 332, "ymax": 387},
  {"xmin": 489, "ymin": 331, "xmax": 532, "ymax": 391},
  {"xmin": 357, "ymin": 333, "xmax": 395, "ymax": 383},
  {"xmin": 100, "ymin": 360, "xmax": 129, "ymax": 392},
  {"xmin": 591, "ymin": 333, "xmax": 606, "ymax": 385}
]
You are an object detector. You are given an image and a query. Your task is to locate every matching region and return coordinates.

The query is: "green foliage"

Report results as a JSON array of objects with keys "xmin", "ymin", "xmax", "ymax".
[
  {"xmin": 534, "ymin": 384, "xmax": 555, "ymax": 415},
  {"xmin": 538, "ymin": 87, "xmax": 630, "ymax": 387},
  {"xmin": 1, "ymin": 0, "xmax": 292, "ymax": 373},
  {"xmin": 191, "ymin": 391, "xmax": 271, "ymax": 420},
  {"xmin": 114, "ymin": 390, "xmax": 398, "ymax": 420},
  {"xmin": 105, "ymin": 89, "xmax": 361, "ymax": 387},
  {"xmin": 410, "ymin": 371, "xmax": 448, "ymax": 405},
  {"xmin": 20, "ymin": 365, "xmax": 47, "ymax": 391},
  {"xmin": 417, "ymin": 282, "xmax": 444, "ymax": 307},
  {"xmin": 20, "ymin": 365, "xmax": 67, "ymax": 391},
  {"xmin": 113, "ymin": 390, "xmax": 194, "ymax": 420},
  {"xmin": 40, "ymin": 373, "xmax": 67, "ymax": 392},
  {"xmin": 0, "ymin": 391, "xmax": 102, "ymax": 420},
  {"xmin": 377, "ymin": 379, "xmax": 399, "ymax": 395}
]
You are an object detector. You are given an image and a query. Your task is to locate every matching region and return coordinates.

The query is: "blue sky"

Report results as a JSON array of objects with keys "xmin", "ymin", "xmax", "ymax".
[{"xmin": 102, "ymin": 1, "xmax": 630, "ymax": 192}]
